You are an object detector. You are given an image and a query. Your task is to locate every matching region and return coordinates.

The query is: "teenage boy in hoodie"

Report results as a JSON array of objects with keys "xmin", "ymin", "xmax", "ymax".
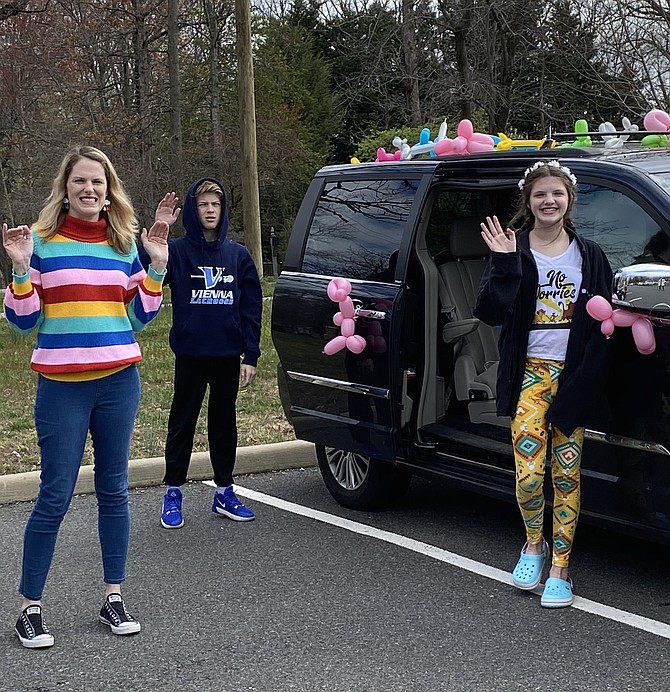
[{"xmin": 152, "ymin": 178, "xmax": 262, "ymax": 528}]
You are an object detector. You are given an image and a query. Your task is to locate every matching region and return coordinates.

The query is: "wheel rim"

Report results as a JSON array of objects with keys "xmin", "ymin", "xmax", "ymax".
[{"xmin": 325, "ymin": 447, "xmax": 370, "ymax": 490}]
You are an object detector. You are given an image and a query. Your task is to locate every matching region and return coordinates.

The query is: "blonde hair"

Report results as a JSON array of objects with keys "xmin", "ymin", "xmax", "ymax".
[
  {"xmin": 194, "ymin": 180, "xmax": 224, "ymax": 198},
  {"xmin": 33, "ymin": 145, "xmax": 138, "ymax": 254}
]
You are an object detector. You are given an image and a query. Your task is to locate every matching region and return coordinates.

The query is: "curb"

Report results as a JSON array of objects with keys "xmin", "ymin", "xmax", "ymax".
[{"xmin": 0, "ymin": 439, "xmax": 317, "ymax": 505}]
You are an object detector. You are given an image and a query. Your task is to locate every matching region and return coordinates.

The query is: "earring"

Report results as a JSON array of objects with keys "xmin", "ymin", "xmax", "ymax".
[
  {"xmin": 62, "ymin": 197, "xmax": 69, "ymax": 210},
  {"xmin": 104, "ymin": 199, "xmax": 111, "ymax": 211}
]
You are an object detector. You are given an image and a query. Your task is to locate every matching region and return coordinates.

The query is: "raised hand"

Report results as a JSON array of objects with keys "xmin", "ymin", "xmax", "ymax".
[
  {"xmin": 2, "ymin": 224, "xmax": 33, "ymax": 274},
  {"xmin": 154, "ymin": 192, "xmax": 181, "ymax": 227},
  {"xmin": 480, "ymin": 215, "xmax": 516, "ymax": 253},
  {"xmin": 140, "ymin": 220, "xmax": 170, "ymax": 272}
]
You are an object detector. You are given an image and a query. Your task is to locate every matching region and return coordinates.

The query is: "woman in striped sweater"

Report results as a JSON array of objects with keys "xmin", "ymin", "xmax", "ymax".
[{"xmin": 2, "ymin": 145, "xmax": 169, "ymax": 649}]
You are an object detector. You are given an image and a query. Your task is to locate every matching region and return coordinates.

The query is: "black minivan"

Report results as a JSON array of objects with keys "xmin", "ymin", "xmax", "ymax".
[{"xmin": 271, "ymin": 146, "xmax": 670, "ymax": 544}]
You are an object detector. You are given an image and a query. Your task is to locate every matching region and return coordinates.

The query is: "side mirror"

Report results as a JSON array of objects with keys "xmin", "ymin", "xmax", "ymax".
[{"xmin": 612, "ymin": 263, "xmax": 670, "ymax": 321}]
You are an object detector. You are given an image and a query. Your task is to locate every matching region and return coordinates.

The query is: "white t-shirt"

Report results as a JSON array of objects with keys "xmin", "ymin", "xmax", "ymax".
[{"xmin": 527, "ymin": 240, "xmax": 583, "ymax": 361}]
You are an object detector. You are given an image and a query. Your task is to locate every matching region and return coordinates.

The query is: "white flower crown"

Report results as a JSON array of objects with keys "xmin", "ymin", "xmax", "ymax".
[{"xmin": 518, "ymin": 160, "xmax": 578, "ymax": 190}]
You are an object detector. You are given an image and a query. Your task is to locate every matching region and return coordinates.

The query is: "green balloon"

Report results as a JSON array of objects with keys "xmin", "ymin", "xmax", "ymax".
[
  {"xmin": 575, "ymin": 119, "xmax": 589, "ymax": 134},
  {"xmin": 641, "ymin": 134, "xmax": 668, "ymax": 148}
]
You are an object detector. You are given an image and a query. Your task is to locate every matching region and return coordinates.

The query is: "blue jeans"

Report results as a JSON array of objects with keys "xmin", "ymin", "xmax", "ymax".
[{"xmin": 20, "ymin": 366, "xmax": 141, "ymax": 600}]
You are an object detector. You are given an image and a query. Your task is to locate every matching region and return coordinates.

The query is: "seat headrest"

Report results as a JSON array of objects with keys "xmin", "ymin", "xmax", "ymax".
[{"xmin": 449, "ymin": 217, "xmax": 490, "ymax": 259}]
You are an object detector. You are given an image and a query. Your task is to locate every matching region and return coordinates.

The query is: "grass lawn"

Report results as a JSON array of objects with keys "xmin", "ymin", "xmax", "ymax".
[{"xmin": 0, "ymin": 279, "xmax": 294, "ymax": 475}]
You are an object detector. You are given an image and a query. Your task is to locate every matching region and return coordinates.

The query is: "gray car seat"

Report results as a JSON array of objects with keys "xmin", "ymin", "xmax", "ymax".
[{"xmin": 438, "ymin": 217, "xmax": 505, "ymax": 426}]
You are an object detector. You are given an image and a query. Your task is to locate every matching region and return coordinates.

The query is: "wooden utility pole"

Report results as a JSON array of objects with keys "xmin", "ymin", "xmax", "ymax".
[{"xmin": 235, "ymin": 0, "xmax": 263, "ymax": 277}]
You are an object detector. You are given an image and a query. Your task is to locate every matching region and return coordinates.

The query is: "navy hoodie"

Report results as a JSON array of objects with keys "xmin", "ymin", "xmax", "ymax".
[{"xmin": 163, "ymin": 178, "xmax": 262, "ymax": 365}]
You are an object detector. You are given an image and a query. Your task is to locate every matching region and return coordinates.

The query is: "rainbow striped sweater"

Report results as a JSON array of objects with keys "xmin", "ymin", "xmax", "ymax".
[{"xmin": 3, "ymin": 215, "xmax": 165, "ymax": 379}]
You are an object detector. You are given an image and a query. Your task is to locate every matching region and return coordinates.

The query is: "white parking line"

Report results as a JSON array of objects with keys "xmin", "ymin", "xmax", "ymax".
[{"xmin": 210, "ymin": 482, "xmax": 670, "ymax": 641}]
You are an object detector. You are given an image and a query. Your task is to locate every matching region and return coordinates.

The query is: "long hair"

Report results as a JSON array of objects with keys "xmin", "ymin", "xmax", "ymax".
[
  {"xmin": 33, "ymin": 145, "xmax": 138, "ymax": 254},
  {"xmin": 509, "ymin": 163, "xmax": 577, "ymax": 233}
]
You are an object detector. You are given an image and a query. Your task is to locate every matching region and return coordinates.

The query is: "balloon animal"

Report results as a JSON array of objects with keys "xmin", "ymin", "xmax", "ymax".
[
  {"xmin": 391, "ymin": 136, "xmax": 411, "ymax": 159},
  {"xmin": 496, "ymin": 133, "xmax": 555, "ymax": 151},
  {"xmin": 597, "ymin": 117, "xmax": 638, "ymax": 149},
  {"xmin": 376, "ymin": 119, "xmax": 493, "ymax": 162},
  {"xmin": 433, "ymin": 119, "xmax": 494, "ymax": 156},
  {"xmin": 642, "ymin": 109, "xmax": 670, "ymax": 148},
  {"xmin": 323, "ymin": 278, "xmax": 367, "ymax": 355},
  {"xmin": 406, "ymin": 126, "xmax": 440, "ymax": 159},
  {"xmin": 586, "ymin": 295, "xmax": 656, "ymax": 355},
  {"xmin": 375, "ymin": 147, "xmax": 402, "ymax": 162},
  {"xmin": 558, "ymin": 119, "xmax": 592, "ymax": 148},
  {"xmin": 393, "ymin": 121, "xmax": 449, "ymax": 161}
]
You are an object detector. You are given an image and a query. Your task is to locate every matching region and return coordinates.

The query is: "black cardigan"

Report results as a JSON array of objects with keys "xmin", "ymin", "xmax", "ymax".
[{"xmin": 473, "ymin": 228, "xmax": 613, "ymax": 436}]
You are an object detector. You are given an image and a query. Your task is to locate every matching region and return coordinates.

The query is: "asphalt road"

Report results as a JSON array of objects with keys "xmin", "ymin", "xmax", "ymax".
[{"xmin": 1, "ymin": 467, "xmax": 669, "ymax": 691}]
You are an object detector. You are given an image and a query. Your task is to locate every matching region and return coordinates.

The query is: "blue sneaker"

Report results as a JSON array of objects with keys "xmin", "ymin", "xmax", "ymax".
[
  {"xmin": 161, "ymin": 487, "xmax": 184, "ymax": 528},
  {"xmin": 212, "ymin": 486, "xmax": 255, "ymax": 521}
]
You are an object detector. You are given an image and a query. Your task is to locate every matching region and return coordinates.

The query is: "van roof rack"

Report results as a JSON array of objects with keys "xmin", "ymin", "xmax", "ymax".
[{"xmin": 550, "ymin": 129, "xmax": 669, "ymax": 140}]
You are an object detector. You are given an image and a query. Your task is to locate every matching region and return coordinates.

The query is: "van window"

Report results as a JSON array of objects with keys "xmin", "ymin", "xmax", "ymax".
[
  {"xmin": 301, "ymin": 179, "xmax": 418, "ymax": 280},
  {"xmin": 574, "ymin": 185, "xmax": 662, "ymax": 270},
  {"xmin": 425, "ymin": 188, "xmax": 515, "ymax": 258}
]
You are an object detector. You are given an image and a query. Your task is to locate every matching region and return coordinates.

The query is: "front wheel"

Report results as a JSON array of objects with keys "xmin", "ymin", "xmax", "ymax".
[{"xmin": 316, "ymin": 445, "xmax": 411, "ymax": 510}]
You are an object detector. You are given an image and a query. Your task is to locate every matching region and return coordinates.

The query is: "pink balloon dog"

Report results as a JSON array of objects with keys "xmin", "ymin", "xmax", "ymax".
[
  {"xmin": 434, "ymin": 119, "xmax": 495, "ymax": 156},
  {"xmin": 375, "ymin": 147, "xmax": 402, "ymax": 162},
  {"xmin": 644, "ymin": 109, "xmax": 670, "ymax": 136},
  {"xmin": 586, "ymin": 295, "xmax": 656, "ymax": 355},
  {"xmin": 323, "ymin": 278, "xmax": 367, "ymax": 355}
]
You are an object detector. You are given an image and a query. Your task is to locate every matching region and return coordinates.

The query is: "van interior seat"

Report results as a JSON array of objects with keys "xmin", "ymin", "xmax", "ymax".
[{"xmin": 438, "ymin": 216, "xmax": 503, "ymax": 425}]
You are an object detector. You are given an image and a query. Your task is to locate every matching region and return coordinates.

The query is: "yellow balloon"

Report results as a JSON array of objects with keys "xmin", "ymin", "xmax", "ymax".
[
  {"xmin": 350, "ymin": 157, "xmax": 361, "ymax": 165},
  {"xmin": 496, "ymin": 133, "xmax": 554, "ymax": 151}
]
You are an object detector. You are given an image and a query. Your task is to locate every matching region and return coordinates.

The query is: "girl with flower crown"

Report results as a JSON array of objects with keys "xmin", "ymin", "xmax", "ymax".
[{"xmin": 474, "ymin": 160, "xmax": 613, "ymax": 608}]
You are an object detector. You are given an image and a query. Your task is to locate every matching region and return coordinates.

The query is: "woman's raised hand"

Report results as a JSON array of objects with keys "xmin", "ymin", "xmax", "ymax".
[
  {"xmin": 154, "ymin": 192, "xmax": 181, "ymax": 227},
  {"xmin": 2, "ymin": 224, "xmax": 33, "ymax": 274},
  {"xmin": 480, "ymin": 216, "xmax": 516, "ymax": 253},
  {"xmin": 141, "ymin": 220, "xmax": 170, "ymax": 273}
]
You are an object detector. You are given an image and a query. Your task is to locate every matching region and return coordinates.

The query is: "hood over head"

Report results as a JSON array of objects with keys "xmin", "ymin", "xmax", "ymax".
[{"xmin": 181, "ymin": 177, "xmax": 229, "ymax": 246}]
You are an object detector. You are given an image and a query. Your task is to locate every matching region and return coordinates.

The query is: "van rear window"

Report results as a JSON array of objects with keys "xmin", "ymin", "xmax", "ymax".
[{"xmin": 301, "ymin": 178, "xmax": 418, "ymax": 280}]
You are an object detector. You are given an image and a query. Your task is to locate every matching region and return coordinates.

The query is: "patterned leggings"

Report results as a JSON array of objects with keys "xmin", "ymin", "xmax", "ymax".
[{"xmin": 511, "ymin": 358, "xmax": 584, "ymax": 568}]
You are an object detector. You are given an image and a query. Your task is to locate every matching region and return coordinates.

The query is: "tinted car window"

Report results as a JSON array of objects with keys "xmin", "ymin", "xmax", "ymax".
[
  {"xmin": 574, "ymin": 184, "xmax": 661, "ymax": 271},
  {"xmin": 301, "ymin": 179, "xmax": 418, "ymax": 280},
  {"xmin": 426, "ymin": 188, "xmax": 515, "ymax": 258}
]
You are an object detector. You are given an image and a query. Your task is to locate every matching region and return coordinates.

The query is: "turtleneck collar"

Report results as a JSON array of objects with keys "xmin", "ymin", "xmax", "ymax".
[{"xmin": 58, "ymin": 214, "xmax": 108, "ymax": 242}]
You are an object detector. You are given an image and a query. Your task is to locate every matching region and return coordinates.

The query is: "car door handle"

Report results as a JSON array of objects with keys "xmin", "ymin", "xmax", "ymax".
[{"xmin": 355, "ymin": 308, "xmax": 387, "ymax": 320}]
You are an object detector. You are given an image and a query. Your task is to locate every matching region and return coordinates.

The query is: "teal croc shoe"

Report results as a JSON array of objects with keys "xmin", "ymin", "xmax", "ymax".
[
  {"xmin": 511, "ymin": 540, "xmax": 548, "ymax": 590},
  {"xmin": 541, "ymin": 577, "xmax": 574, "ymax": 608}
]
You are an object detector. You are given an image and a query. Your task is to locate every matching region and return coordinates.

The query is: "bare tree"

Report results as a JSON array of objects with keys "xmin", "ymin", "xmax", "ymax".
[
  {"xmin": 0, "ymin": 0, "xmax": 40, "ymax": 21},
  {"xmin": 437, "ymin": 0, "xmax": 474, "ymax": 121},
  {"xmin": 203, "ymin": 0, "xmax": 235, "ymax": 182},
  {"xmin": 400, "ymin": 0, "xmax": 422, "ymax": 125},
  {"xmin": 167, "ymin": 0, "xmax": 184, "ymax": 192},
  {"xmin": 588, "ymin": 0, "xmax": 670, "ymax": 112}
]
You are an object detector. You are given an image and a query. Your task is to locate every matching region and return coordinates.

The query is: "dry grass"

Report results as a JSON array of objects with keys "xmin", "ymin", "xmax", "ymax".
[{"xmin": 0, "ymin": 280, "xmax": 294, "ymax": 475}]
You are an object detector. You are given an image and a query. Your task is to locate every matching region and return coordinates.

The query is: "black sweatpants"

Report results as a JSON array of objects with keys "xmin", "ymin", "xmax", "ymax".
[{"xmin": 163, "ymin": 356, "xmax": 240, "ymax": 488}]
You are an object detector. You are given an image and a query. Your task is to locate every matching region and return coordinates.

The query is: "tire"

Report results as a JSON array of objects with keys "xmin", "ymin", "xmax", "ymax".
[{"xmin": 316, "ymin": 444, "xmax": 411, "ymax": 510}]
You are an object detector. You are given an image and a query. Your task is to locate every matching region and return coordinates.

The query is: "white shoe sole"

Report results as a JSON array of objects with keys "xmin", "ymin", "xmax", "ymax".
[
  {"xmin": 541, "ymin": 597, "xmax": 574, "ymax": 608},
  {"xmin": 99, "ymin": 616, "xmax": 141, "ymax": 635},
  {"xmin": 160, "ymin": 518, "xmax": 184, "ymax": 529},
  {"xmin": 213, "ymin": 507, "xmax": 255, "ymax": 522},
  {"xmin": 15, "ymin": 628, "xmax": 54, "ymax": 648}
]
